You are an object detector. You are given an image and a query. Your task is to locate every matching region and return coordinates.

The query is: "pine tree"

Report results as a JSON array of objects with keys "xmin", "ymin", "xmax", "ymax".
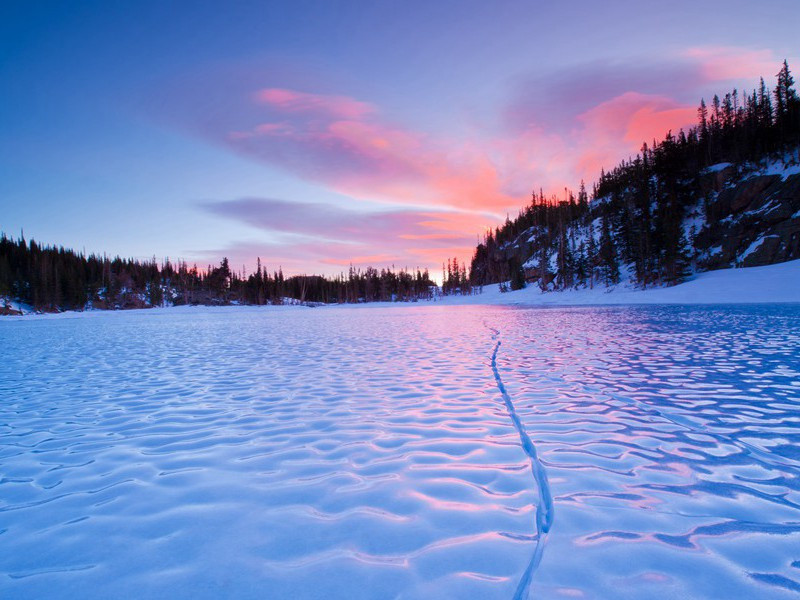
[
  {"xmin": 586, "ymin": 222, "xmax": 597, "ymax": 289},
  {"xmin": 775, "ymin": 60, "xmax": 799, "ymax": 146},
  {"xmin": 509, "ymin": 257, "xmax": 526, "ymax": 291},
  {"xmin": 599, "ymin": 213, "xmax": 619, "ymax": 286}
]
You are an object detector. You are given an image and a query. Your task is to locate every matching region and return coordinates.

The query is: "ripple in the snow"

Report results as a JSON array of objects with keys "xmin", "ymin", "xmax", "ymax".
[{"xmin": 1, "ymin": 304, "xmax": 799, "ymax": 599}]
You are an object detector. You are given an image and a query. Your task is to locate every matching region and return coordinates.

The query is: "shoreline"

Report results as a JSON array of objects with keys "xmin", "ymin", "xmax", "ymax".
[{"xmin": 3, "ymin": 259, "xmax": 800, "ymax": 319}]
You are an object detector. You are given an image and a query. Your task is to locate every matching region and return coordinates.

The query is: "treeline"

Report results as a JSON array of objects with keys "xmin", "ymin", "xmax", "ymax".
[
  {"xmin": 471, "ymin": 60, "xmax": 800, "ymax": 289},
  {"xmin": 440, "ymin": 257, "xmax": 474, "ymax": 296},
  {"xmin": 280, "ymin": 265, "xmax": 437, "ymax": 304},
  {"xmin": 0, "ymin": 234, "xmax": 444, "ymax": 311}
]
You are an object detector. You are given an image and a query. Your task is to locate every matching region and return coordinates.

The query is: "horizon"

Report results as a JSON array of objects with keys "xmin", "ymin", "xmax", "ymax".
[{"xmin": 2, "ymin": 0, "xmax": 799, "ymax": 276}]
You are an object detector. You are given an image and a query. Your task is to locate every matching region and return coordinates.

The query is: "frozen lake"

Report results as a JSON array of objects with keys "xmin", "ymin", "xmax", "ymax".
[{"xmin": 2, "ymin": 304, "xmax": 800, "ymax": 599}]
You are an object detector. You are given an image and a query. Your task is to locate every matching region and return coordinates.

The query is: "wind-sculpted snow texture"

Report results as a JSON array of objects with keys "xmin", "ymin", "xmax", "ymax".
[{"xmin": 1, "ymin": 304, "xmax": 800, "ymax": 599}]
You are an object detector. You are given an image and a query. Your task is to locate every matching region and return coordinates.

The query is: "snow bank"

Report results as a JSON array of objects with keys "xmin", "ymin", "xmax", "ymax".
[
  {"xmin": 435, "ymin": 258, "xmax": 800, "ymax": 306},
  {"xmin": 703, "ymin": 162, "xmax": 732, "ymax": 173}
]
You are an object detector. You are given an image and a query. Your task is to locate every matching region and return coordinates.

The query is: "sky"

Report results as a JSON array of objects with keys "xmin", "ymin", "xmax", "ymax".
[{"xmin": 1, "ymin": 0, "xmax": 798, "ymax": 277}]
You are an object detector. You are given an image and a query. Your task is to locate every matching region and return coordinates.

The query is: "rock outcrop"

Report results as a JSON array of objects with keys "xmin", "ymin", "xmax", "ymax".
[{"xmin": 696, "ymin": 171, "xmax": 800, "ymax": 270}]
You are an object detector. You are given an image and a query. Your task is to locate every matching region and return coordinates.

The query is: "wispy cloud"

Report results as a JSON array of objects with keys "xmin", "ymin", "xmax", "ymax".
[
  {"xmin": 254, "ymin": 88, "xmax": 376, "ymax": 119},
  {"xmin": 684, "ymin": 46, "xmax": 779, "ymax": 82},
  {"xmin": 224, "ymin": 90, "xmax": 518, "ymax": 213},
  {"xmin": 199, "ymin": 197, "xmax": 486, "ymax": 274},
  {"xmin": 498, "ymin": 46, "xmax": 782, "ymax": 188}
]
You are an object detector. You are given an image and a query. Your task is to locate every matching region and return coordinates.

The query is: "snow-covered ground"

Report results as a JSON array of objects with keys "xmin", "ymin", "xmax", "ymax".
[
  {"xmin": 1, "ymin": 304, "xmax": 799, "ymax": 598},
  {"xmin": 437, "ymin": 258, "xmax": 800, "ymax": 307}
]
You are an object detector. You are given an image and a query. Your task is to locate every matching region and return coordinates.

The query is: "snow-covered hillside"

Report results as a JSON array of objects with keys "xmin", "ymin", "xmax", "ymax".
[
  {"xmin": 472, "ymin": 148, "xmax": 800, "ymax": 296},
  {"xmin": 439, "ymin": 257, "xmax": 800, "ymax": 306}
]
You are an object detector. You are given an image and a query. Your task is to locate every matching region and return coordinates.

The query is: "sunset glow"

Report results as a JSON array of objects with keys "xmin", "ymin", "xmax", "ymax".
[{"xmin": 2, "ymin": 1, "xmax": 797, "ymax": 275}]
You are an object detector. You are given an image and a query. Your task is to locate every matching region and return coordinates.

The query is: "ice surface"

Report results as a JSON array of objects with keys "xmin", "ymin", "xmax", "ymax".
[{"xmin": 2, "ymin": 304, "xmax": 800, "ymax": 598}]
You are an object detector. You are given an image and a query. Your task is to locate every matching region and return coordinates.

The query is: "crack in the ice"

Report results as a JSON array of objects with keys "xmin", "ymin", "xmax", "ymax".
[{"xmin": 487, "ymin": 325, "xmax": 554, "ymax": 600}]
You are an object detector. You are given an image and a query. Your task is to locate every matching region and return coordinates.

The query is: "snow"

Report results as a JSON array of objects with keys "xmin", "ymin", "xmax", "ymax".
[
  {"xmin": 710, "ymin": 152, "xmax": 800, "ymax": 183},
  {"xmin": 743, "ymin": 198, "xmax": 787, "ymax": 218},
  {"xmin": 0, "ymin": 296, "xmax": 30, "ymax": 314},
  {"xmin": 2, "ymin": 303, "xmax": 799, "ymax": 598},
  {"xmin": 739, "ymin": 235, "xmax": 778, "ymax": 262},
  {"xmin": 761, "ymin": 157, "xmax": 800, "ymax": 180},
  {"xmin": 437, "ymin": 258, "xmax": 800, "ymax": 307},
  {"xmin": 522, "ymin": 256, "xmax": 537, "ymax": 269},
  {"xmin": 682, "ymin": 206, "xmax": 706, "ymax": 239},
  {"xmin": 703, "ymin": 162, "xmax": 732, "ymax": 173}
]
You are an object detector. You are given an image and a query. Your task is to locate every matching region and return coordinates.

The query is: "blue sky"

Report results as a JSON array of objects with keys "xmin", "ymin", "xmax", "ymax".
[{"xmin": 2, "ymin": 0, "xmax": 798, "ymax": 274}]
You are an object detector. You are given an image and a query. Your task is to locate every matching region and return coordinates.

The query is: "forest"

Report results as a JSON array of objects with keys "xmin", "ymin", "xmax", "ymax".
[
  {"xmin": 0, "ymin": 237, "xmax": 458, "ymax": 311},
  {"xmin": 470, "ymin": 60, "xmax": 800, "ymax": 291}
]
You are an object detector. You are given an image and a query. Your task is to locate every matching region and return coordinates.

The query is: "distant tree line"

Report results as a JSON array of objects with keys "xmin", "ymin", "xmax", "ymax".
[
  {"xmin": 0, "ymin": 235, "xmax": 446, "ymax": 311},
  {"xmin": 279, "ymin": 264, "xmax": 437, "ymax": 304},
  {"xmin": 471, "ymin": 60, "xmax": 800, "ymax": 290},
  {"xmin": 440, "ymin": 257, "xmax": 474, "ymax": 296}
]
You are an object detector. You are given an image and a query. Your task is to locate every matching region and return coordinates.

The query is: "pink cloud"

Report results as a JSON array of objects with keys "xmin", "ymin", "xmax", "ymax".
[
  {"xmin": 685, "ymin": 46, "xmax": 778, "ymax": 82},
  {"xmin": 229, "ymin": 89, "xmax": 519, "ymax": 213},
  {"xmin": 190, "ymin": 47, "xmax": 786, "ymax": 217},
  {"xmin": 626, "ymin": 105, "xmax": 698, "ymax": 145},
  {"xmin": 321, "ymin": 254, "xmax": 399, "ymax": 266},
  {"xmin": 484, "ymin": 92, "xmax": 700, "ymax": 195},
  {"xmin": 407, "ymin": 246, "xmax": 480, "ymax": 266},
  {"xmin": 578, "ymin": 92, "xmax": 695, "ymax": 143},
  {"xmin": 497, "ymin": 45, "xmax": 788, "ymax": 190},
  {"xmin": 399, "ymin": 233, "xmax": 465, "ymax": 240},
  {"xmin": 233, "ymin": 48, "xmax": 775, "ymax": 210},
  {"xmin": 568, "ymin": 92, "xmax": 698, "ymax": 181},
  {"xmin": 199, "ymin": 198, "xmax": 483, "ymax": 276},
  {"xmin": 255, "ymin": 88, "xmax": 376, "ymax": 119}
]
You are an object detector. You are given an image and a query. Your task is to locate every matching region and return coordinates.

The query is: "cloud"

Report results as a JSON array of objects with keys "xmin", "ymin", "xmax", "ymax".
[
  {"xmin": 504, "ymin": 47, "xmax": 780, "ymax": 138},
  {"xmin": 504, "ymin": 60, "xmax": 700, "ymax": 136},
  {"xmin": 492, "ymin": 92, "xmax": 698, "ymax": 192},
  {"xmin": 497, "ymin": 46, "xmax": 783, "ymax": 189},
  {"xmin": 161, "ymin": 46, "xmax": 782, "ymax": 211},
  {"xmin": 684, "ymin": 46, "xmax": 779, "ymax": 82},
  {"xmin": 255, "ymin": 88, "xmax": 376, "ymax": 119},
  {"xmin": 224, "ymin": 89, "xmax": 518, "ymax": 213},
  {"xmin": 570, "ymin": 92, "xmax": 697, "ymax": 178},
  {"xmin": 198, "ymin": 197, "xmax": 486, "ymax": 275},
  {"xmin": 160, "ymin": 46, "xmax": 784, "ymax": 206}
]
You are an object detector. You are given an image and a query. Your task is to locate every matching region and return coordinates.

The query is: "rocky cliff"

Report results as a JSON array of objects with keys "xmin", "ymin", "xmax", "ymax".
[{"xmin": 695, "ymin": 163, "xmax": 800, "ymax": 270}]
